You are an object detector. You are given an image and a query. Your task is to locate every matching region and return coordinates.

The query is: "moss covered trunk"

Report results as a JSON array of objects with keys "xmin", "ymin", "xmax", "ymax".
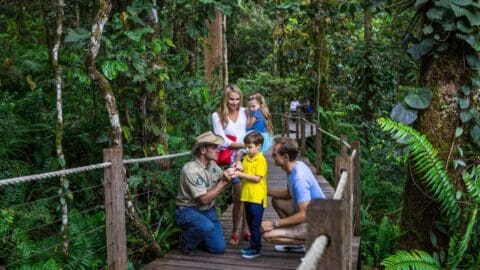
[{"xmin": 399, "ymin": 47, "xmax": 469, "ymax": 251}]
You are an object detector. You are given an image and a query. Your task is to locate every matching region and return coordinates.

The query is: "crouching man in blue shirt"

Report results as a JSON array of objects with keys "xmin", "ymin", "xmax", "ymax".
[{"xmin": 261, "ymin": 137, "xmax": 326, "ymax": 253}]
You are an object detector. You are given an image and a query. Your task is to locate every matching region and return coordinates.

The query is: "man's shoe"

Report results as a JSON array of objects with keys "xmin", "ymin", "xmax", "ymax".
[
  {"xmin": 182, "ymin": 245, "xmax": 196, "ymax": 255},
  {"xmin": 240, "ymin": 247, "xmax": 252, "ymax": 254},
  {"xmin": 181, "ymin": 239, "xmax": 196, "ymax": 255},
  {"xmin": 274, "ymin": 244, "xmax": 305, "ymax": 253},
  {"xmin": 242, "ymin": 249, "xmax": 261, "ymax": 259}
]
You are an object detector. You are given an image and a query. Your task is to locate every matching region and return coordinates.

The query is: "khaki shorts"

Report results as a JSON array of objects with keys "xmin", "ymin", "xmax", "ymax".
[{"xmin": 263, "ymin": 223, "xmax": 307, "ymax": 243}]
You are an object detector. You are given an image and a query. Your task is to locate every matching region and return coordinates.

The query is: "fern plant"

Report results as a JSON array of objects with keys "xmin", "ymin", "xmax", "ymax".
[
  {"xmin": 377, "ymin": 117, "xmax": 460, "ymax": 225},
  {"xmin": 381, "ymin": 250, "xmax": 441, "ymax": 270},
  {"xmin": 378, "ymin": 115, "xmax": 480, "ymax": 269}
]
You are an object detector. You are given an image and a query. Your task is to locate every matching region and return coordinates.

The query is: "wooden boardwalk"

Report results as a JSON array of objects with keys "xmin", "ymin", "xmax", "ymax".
[{"xmin": 143, "ymin": 148, "xmax": 360, "ymax": 270}]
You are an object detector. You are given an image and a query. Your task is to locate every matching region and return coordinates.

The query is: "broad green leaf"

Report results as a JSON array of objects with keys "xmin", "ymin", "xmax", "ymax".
[
  {"xmin": 470, "ymin": 108, "xmax": 480, "ymax": 120},
  {"xmin": 461, "ymin": 85, "xmax": 471, "ymax": 95},
  {"xmin": 457, "ymin": 19, "xmax": 473, "ymax": 33},
  {"xmin": 124, "ymin": 27, "xmax": 153, "ymax": 42},
  {"xmin": 452, "ymin": 0, "xmax": 472, "ymax": 6},
  {"xmin": 455, "ymin": 127, "xmax": 463, "ymax": 138},
  {"xmin": 391, "ymin": 103, "xmax": 418, "ymax": 125},
  {"xmin": 472, "ymin": 77, "xmax": 480, "ymax": 88},
  {"xmin": 459, "ymin": 98, "xmax": 470, "ymax": 109},
  {"xmin": 455, "ymin": 191, "xmax": 462, "ymax": 200},
  {"xmin": 450, "ymin": 3, "xmax": 480, "ymax": 25},
  {"xmin": 442, "ymin": 21, "xmax": 456, "ymax": 31},
  {"xmin": 405, "ymin": 88, "xmax": 433, "ymax": 109},
  {"xmin": 466, "ymin": 54, "xmax": 480, "ymax": 70},
  {"xmin": 436, "ymin": 0, "xmax": 451, "ymax": 7},
  {"xmin": 423, "ymin": 25, "xmax": 434, "ymax": 35},
  {"xmin": 427, "ymin": 7, "xmax": 445, "ymax": 20},
  {"xmin": 64, "ymin": 27, "xmax": 90, "ymax": 43},
  {"xmin": 415, "ymin": 0, "xmax": 430, "ymax": 7},
  {"xmin": 470, "ymin": 125, "xmax": 480, "ymax": 145},
  {"xmin": 460, "ymin": 111, "xmax": 472, "ymax": 122},
  {"xmin": 408, "ymin": 39, "xmax": 436, "ymax": 59},
  {"xmin": 101, "ymin": 60, "xmax": 128, "ymax": 80},
  {"xmin": 456, "ymin": 33, "xmax": 477, "ymax": 49}
]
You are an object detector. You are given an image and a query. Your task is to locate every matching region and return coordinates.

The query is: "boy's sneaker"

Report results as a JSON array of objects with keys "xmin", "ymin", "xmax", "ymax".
[
  {"xmin": 274, "ymin": 244, "xmax": 305, "ymax": 253},
  {"xmin": 242, "ymin": 249, "xmax": 261, "ymax": 259},
  {"xmin": 240, "ymin": 247, "xmax": 252, "ymax": 254}
]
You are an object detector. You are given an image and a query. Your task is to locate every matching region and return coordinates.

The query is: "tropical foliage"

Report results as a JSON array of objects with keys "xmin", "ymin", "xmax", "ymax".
[{"xmin": 0, "ymin": 0, "xmax": 479, "ymax": 268}]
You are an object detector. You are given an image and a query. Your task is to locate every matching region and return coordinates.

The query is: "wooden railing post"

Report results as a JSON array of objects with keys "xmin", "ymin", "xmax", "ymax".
[
  {"xmin": 351, "ymin": 141, "xmax": 361, "ymax": 237},
  {"xmin": 315, "ymin": 123, "xmax": 322, "ymax": 175},
  {"xmin": 307, "ymin": 199, "xmax": 348, "ymax": 270},
  {"xmin": 104, "ymin": 147, "xmax": 127, "ymax": 270},
  {"xmin": 300, "ymin": 112, "xmax": 306, "ymax": 155},
  {"xmin": 334, "ymin": 135, "xmax": 349, "ymax": 187},
  {"xmin": 295, "ymin": 113, "xmax": 299, "ymax": 141}
]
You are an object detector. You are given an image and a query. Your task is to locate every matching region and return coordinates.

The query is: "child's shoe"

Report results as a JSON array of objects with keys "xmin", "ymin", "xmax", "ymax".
[
  {"xmin": 240, "ymin": 247, "xmax": 251, "ymax": 254},
  {"xmin": 242, "ymin": 249, "xmax": 261, "ymax": 259}
]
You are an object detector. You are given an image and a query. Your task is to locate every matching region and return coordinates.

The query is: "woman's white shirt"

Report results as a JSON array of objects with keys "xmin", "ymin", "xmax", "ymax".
[{"xmin": 212, "ymin": 107, "xmax": 247, "ymax": 148}]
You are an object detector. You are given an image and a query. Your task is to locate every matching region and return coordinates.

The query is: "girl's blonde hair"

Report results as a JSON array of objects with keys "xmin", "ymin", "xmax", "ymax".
[
  {"xmin": 247, "ymin": 93, "xmax": 273, "ymax": 135},
  {"xmin": 217, "ymin": 84, "xmax": 243, "ymax": 129}
]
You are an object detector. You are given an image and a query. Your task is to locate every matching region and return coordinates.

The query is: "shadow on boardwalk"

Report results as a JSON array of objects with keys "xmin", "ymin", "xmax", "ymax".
[{"xmin": 143, "ymin": 148, "xmax": 334, "ymax": 270}]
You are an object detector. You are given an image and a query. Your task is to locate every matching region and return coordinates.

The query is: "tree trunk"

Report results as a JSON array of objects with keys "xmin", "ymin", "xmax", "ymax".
[
  {"xmin": 52, "ymin": 0, "xmax": 68, "ymax": 256},
  {"xmin": 273, "ymin": 0, "xmax": 285, "ymax": 77},
  {"xmin": 399, "ymin": 46, "xmax": 472, "ymax": 252},
  {"xmin": 362, "ymin": 0, "xmax": 373, "ymax": 146},
  {"xmin": 311, "ymin": 0, "xmax": 331, "ymax": 110},
  {"xmin": 86, "ymin": 0, "xmax": 121, "ymax": 147},
  {"xmin": 204, "ymin": 9, "xmax": 227, "ymax": 95}
]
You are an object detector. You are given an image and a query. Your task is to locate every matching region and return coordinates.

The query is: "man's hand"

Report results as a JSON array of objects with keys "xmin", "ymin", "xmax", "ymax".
[
  {"xmin": 261, "ymin": 220, "xmax": 274, "ymax": 233},
  {"xmin": 223, "ymin": 167, "xmax": 235, "ymax": 182},
  {"xmin": 232, "ymin": 161, "xmax": 243, "ymax": 171}
]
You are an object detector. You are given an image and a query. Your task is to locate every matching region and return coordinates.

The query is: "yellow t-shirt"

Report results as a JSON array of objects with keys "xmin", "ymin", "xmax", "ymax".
[{"xmin": 240, "ymin": 152, "xmax": 268, "ymax": 208}]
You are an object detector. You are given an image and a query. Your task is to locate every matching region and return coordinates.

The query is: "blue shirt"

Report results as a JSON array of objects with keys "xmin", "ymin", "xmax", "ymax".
[
  {"xmin": 287, "ymin": 161, "xmax": 326, "ymax": 211},
  {"xmin": 247, "ymin": 110, "xmax": 267, "ymax": 133}
]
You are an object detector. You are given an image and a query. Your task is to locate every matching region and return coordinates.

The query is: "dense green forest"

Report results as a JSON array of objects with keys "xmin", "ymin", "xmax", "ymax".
[{"xmin": 1, "ymin": 0, "xmax": 479, "ymax": 269}]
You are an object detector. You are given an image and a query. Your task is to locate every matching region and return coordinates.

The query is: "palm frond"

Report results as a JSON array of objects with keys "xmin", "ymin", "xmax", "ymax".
[
  {"xmin": 377, "ymin": 118, "xmax": 460, "ymax": 225},
  {"xmin": 381, "ymin": 250, "xmax": 441, "ymax": 270}
]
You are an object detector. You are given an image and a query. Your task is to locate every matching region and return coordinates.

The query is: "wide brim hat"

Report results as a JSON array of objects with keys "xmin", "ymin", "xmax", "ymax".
[{"xmin": 191, "ymin": 131, "xmax": 225, "ymax": 154}]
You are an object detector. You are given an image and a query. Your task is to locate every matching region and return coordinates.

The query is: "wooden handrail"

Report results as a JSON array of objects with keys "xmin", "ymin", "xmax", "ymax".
[{"xmin": 305, "ymin": 135, "xmax": 360, "ymax": 270}]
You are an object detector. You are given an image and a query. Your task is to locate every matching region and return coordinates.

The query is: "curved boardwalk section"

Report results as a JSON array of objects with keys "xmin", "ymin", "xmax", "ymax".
[{"xmin": 143, "ymin": 150, "xmax": 334, "ymax": 270}]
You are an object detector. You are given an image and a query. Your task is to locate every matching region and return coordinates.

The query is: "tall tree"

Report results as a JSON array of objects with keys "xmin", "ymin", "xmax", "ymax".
[
  {"xmin": 204, "ymin": 9, "xmax": 228, "ymax": 94},
  {"xmin": 273, "ymin": 0, "xmax": 286, "ymax": 77},
  {"xmin": 311, "ymin": 0, "xmax": 332, "ymax": 109},
  {"xmin": 399, "ymin": 1, "xmax": 480, "ymax": 252},
  {"xmin": 52, "ymin": 0, "xmax": 69, "ymax": 256},
  {"xmin": 362, "ymin": 0, "xmax": 374, "ymax": 145}
]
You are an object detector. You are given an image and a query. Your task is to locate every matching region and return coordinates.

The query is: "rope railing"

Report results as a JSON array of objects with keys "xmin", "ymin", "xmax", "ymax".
[
  {"xmin": 0, "ymin": 162, "xmax": 111, "ymax": 187},
  {"xmin": 0, "ymin": 151, "xmax": 191, "ymax": 187},
  {"xmin": 333, "ymin": 171, "xmax": 349, "ymax": 200},
  {"xmin": 278, "ymin": 112, "xmax": 352, "ymax": 149},
  {"xmin": 297, "ymin": 235, "xmax": 329, "ymax": 270}
]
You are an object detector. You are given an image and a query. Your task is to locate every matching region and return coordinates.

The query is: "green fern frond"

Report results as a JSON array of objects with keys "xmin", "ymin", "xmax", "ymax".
[
  {"xmin": 463, "ymin": 165, "xmax": 480, "ymax": 204},
  {"xmin": 448, "ymin": 206, "xmax": 478, "ymax": 269},
  {"xmin": 381, "ymin": 250, "xmax": 441, "ymax": 270},
  {"xmin": 377, "ymin": 118, "xmax": 460, "ymax": 224}
]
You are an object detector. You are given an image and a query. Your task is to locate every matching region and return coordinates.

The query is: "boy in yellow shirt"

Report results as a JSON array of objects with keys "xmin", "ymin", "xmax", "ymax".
[{"xmin": 233, "ymin": 131, "xmax": 268, "ymax": 259}]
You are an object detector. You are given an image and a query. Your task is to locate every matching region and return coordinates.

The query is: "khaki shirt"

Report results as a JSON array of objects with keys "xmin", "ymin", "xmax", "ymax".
[{"xmin": 175, "ymin": 158, "xmax": 224, "ymax": 211}]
